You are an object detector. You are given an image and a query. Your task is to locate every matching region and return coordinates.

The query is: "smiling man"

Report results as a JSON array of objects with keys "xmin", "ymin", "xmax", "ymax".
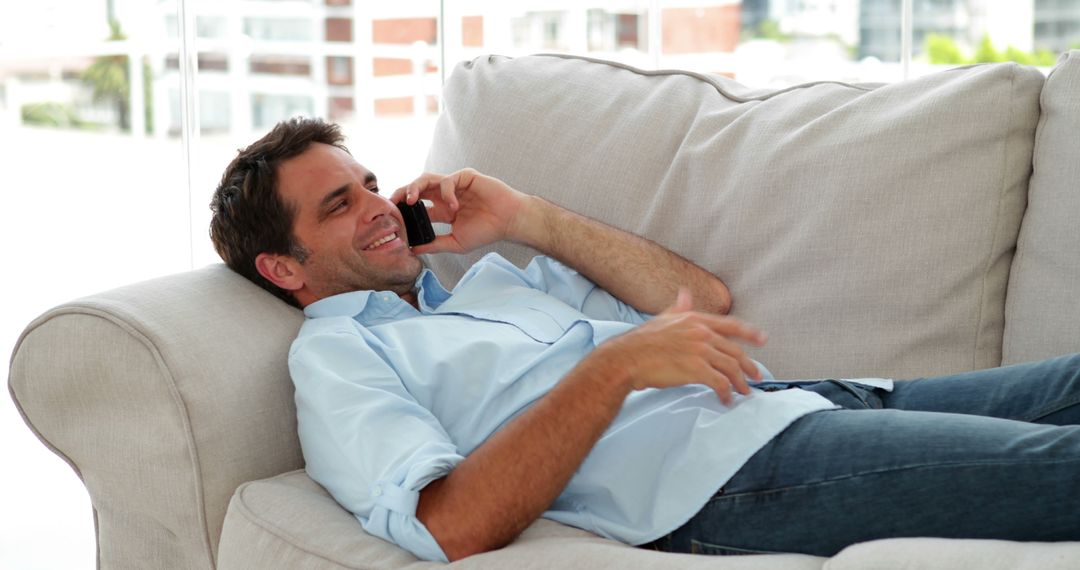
[
  {"xmin": 209, "ymin": 117, "xmax": 1080, "ymax": 563},
  {"xmin": 255, "ymin": 141, "xmax": 425, "ymax": 308}
]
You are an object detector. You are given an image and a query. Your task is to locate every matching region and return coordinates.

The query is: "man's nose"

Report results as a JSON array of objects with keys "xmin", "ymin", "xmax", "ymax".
[{"xmin": 359, "ymin": 190, "xmax": 395, "ymax": 222}]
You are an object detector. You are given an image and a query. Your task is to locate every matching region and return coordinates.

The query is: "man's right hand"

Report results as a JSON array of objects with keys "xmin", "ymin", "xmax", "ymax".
[
  {"xmin": 588, "ymin": 288, "xmax": 768, "ymax": 405},
  {"xmin": 417, "ymin": 287, "xmax": 766, "ymax": 560}
]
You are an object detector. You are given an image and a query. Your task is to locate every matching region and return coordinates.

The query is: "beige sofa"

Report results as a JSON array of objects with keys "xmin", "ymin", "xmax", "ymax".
[{"xmin": 9, "ymin": 52, "xmax": 1080, "ymax": 569}]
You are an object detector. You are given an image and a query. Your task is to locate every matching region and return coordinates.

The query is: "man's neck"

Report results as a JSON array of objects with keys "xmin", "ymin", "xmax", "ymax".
[{"xmin": 400, "ymin": 290, "xmax": 419, "ymax": 310}]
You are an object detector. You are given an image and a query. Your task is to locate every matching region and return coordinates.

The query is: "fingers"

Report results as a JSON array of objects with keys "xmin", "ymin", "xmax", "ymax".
[
  {"xmin": 715, "ymin": 350, "xmax": 752, "ymax": 394},
  {"xmin": 392, "ymin": 172, "xmax": 442, "ymax": 205},
  {"xmin": 661, "ymin": 287, "xmax": 693, "ymax": 316},
  {"xmin": 708, "ymin": 371, "xmax": 735, "ymax": 406},
  {"xmin": 393, "ymin": 169, "xmax": 481, "ymax": 210},
  {"xmin": 667, "ymin": 325, "xmax": 749, "ymax": 405},
  {"xmin": 694, "ymin": 313, "xmax": 768, "ymax": 347},
  {"xmin": 439, "ymin": 169, "xmax": 479, "ymax": 212},
  {"xmin": 387, "ymin": 182, "xmax": 409, "ymax": 205},
  {"xmin": 709, "ymin": 335, "xmax": 763, "ymax": 382},
  {"xmin": 660, "ymin": 291, "xmax": 767, "ymax": 348},
  {"xmin": 674, "ymin": 287, "xmax": 692, "ymax": 312},
  {"xmin": 680, "ymin": 317, "xmax": 766, "ymax": 404},
  {"xmin": 661, "ymin": 353, "xmax": 740, "ymax": 406}
]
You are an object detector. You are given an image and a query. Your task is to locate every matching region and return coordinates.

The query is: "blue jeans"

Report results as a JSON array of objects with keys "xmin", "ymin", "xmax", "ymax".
[{"xmin": 644, "ymin": 353, "xmax": 1080, "ymax": 556}]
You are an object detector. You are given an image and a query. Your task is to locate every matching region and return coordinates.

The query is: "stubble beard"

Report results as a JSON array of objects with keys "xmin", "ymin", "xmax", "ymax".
[{"xmin": 313, "ymin": 248, "xmax": 423, "ymax": 299}]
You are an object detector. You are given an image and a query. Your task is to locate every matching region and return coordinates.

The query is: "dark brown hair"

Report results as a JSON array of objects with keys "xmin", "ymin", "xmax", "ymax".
[{"xmin": 209, "ymin": 117, "xmax": 349, "ymax": 307}]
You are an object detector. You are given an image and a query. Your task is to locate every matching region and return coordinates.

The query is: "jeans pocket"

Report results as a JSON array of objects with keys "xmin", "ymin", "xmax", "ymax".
[
  {"xmin": 689, "ymin": 539, "xmax": 779, "ymax": 556},
  {"xmin": 801, "ymin": 379, "xmax": 884, "ymax": 410}
]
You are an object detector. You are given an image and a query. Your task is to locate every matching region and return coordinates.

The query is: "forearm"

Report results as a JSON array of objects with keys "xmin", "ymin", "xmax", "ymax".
[
  {"xmin": 398, "ymin": 170, "xmax": 729, "ymax": 314},
  {"xmin": 416, "ymin": 350, "xmax": 632, "ymax": 561},
  {"xmin": 510, "ymin": 195, "xmax": 731, "ymax": 315},
  {"xmin": 415, "ymin": 277, "xmax": 768, "ymax": 560}
]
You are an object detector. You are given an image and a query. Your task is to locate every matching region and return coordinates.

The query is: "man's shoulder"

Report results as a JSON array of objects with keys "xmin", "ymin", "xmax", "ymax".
[
  {"xmin": 300, "ymin": 313, "xmax": 359, "ymax": 333},
  {"xmin": 290, "ymin": 315, "xmax": 362, "ymax": 355}
]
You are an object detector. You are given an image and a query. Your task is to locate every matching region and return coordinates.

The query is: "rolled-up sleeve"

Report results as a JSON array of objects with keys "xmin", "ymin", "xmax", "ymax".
[
  {"xmin": 515, "ymin": 255, "xmax": 652, "ymax": 325},
  {"xmin": 289, "ymin": 324, "xmax": 464, "ymax": 562}
]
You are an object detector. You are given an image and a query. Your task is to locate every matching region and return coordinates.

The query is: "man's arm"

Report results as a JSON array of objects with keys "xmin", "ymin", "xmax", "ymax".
[
  {"xmin": 416, "ymin": 290, "xmax": 766, "ymax": 560},
  {"xmin": 391, "ymin": 170, "xmax": 763, "ymax": 560},
  {"xmin": 393, "ymin": 169, "xmax": 732, "ymax": 315}
]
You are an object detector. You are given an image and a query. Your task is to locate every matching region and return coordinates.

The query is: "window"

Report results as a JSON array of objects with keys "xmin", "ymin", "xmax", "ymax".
[
  {"xmin": 244, "ymin": 17, "xmax": 313, "ymax": 42},
  {"xmin": 587, "ymin": 9, "xmax": 644, "ymax": 52}
]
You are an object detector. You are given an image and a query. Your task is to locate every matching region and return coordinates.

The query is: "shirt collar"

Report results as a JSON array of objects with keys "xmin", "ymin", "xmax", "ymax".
[{"xmin": 302, "ymin": 268, "xmax": 451, "ymax": 319}]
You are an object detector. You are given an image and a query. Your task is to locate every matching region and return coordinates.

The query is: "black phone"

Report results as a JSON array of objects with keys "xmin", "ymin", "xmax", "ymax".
[{"xmin": 396, "ymin": 200, "xmax": 436, "ymax": 247}]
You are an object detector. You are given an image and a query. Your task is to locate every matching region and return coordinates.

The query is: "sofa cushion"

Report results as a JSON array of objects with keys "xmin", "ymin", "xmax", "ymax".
[
  {"xmin": 1003, "ymin": 50, "xmax": 1080, "ymax": 365},
  {"xmin": 424, "ymin": 54, "xmax": 1044, "ymax": 380},
  {"xmin": 217, "ymin": 470, "xmax": 825, "ymax": 570},
  {"xmin": 828, "ymin": 537, "xmax": 1080, "ymax": 570}
]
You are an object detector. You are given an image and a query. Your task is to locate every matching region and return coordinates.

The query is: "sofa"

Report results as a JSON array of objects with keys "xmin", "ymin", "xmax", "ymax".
[{"xmin": 9, "ymin": 51, "xmax": 1080, "ymax": 569}]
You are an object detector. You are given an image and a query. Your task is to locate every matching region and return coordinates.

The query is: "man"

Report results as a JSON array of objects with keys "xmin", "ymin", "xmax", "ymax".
[{"xmin": 210, "ymin": 117, "xmax": 1080, "ymax": 563}]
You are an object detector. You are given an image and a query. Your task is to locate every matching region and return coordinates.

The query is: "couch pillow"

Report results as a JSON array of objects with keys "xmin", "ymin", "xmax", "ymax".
[
  {"xmin": 1003, "ymin": 50, "xmax": 1080, "ymax": 365},
  {"xmin": 424, "ymin": 54, "xmax": 1043, "ymax": 380}
]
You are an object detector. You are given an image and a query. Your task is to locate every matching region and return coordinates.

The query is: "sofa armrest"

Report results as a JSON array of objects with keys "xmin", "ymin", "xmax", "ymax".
[{"xmin": 8, "ymin": 264, "xmax": 304, "ymax": 569}]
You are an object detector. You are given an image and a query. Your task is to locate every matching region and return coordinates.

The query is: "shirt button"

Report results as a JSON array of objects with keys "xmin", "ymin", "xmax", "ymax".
[{"xmin": 372, "ymin": 485, "xmax": 383, "ymax": 497}]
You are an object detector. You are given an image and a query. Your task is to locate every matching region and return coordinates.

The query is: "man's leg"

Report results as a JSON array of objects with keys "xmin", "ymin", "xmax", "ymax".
[
  {"xmin": 883, "ymin": 353, "xmax": 1080, "ymax": 425},
  {"xmin": 650, "ymin": 407, "xmax": 1080, "ymax": 556},
  {"xmin": 788, "ymin": 353, "xmax": 1080, "ymax": 424}
]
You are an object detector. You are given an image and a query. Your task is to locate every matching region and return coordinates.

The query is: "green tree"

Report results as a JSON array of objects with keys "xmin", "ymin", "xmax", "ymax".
[
  {"xmin": 973, "ymin": 34, "xmax": 1005, "ymax": 63},
  {"xmin": 924, "ymin": 33, "xmax": 1062, "ymax": 68},
  {"xmin": 742, "ymin": 19, "xmax": 790, "ymax": 43},
  {"xmin": 1034, "ymin": 48, "xmax": 1059, "ymax": 67},
  {"xmin": 21, "ymin": 102, "xmax": 93, "ymax": 129},
  {"xmin": 82, "ymin": 19, "xmax": 153, "ymax": 133},
  {"xmin": 1004, "ymin": 46, "xmax": 1035, "ymax": 65},
  {"xmin": 926, "ymin": 34, "xmax": 966, "ymax": 64}
]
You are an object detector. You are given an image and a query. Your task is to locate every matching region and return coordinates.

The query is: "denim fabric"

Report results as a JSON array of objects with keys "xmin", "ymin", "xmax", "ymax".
[{"xmin": 644, "ymin": 353, "xmax": 1080, "ymax": 556}]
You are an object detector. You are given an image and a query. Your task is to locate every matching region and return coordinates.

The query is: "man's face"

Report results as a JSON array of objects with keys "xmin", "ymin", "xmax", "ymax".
[{"xmin": 275, "ymin": 142, "xmax": 423, "ymax": 303}]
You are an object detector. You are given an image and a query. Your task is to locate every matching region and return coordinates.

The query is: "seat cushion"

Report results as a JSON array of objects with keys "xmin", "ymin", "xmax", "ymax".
[
  {"xmin": 1003, "ymin": 50, "xmax": 1080, "ymax": 364},
  {"xmin": 220, "ymin": 471, "xmax": 1080, "ymax": 569},
  {"xmin": 828, "ymin": 537, "xmax": 1080, "ymax": 570},
  {"xmin": 424, "ymin": 54, "xmax": 1045, "ymax": 380}
]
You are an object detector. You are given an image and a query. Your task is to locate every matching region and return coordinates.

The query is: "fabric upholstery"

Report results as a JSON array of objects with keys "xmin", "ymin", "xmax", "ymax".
[
  {"xmin": 218, "ymin": 470, "xmax": 825, "ymax": 570},
  {"xmin": 827, "ymin": 537, "xmax": 1080, "ymax": 570},
  {"xmin": 8, "ymin": 265, "xmax": 304, "ymax": 569},
  {"xmin": 1003, "ymin": 50, "xmax": 1080, "ymax": 365},
  {"xmin": 424, "ymin": 54, "xmax": 1044, "ymax": 380}
]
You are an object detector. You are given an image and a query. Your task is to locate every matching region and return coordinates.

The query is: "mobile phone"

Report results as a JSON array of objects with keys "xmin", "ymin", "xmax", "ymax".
[{"xmin": 396, "ymin": 200, "xmax": 436, "ymax": 247}]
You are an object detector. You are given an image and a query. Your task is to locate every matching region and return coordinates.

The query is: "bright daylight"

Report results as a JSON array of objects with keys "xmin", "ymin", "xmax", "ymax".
[{"xmin": 2, "ymin": 0, "xmax": 1079, "ymax": 569}]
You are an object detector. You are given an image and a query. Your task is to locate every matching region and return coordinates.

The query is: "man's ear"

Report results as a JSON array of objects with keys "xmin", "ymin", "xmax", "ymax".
[{"xmin": 255, "ymin": 252, "xmax": 305, "ymax": 292}]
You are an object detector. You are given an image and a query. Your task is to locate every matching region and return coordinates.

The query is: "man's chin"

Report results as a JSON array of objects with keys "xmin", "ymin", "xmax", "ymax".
[{"xmin": 386, "ymin": 255, "xmax": 425, "ymax": 288}]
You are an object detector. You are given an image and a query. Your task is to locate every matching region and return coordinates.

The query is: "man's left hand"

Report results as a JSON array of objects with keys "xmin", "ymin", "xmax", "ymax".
[{"xmin": 389, "ymin": 169, "xmax": 529, "ymax": 255}]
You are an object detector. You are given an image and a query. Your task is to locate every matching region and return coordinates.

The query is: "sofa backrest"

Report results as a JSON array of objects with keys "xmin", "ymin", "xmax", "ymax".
[
  {"xmin": 8, "ymin": 264, "xmax": 304, "ymax": 569},
  {"xmin": 424, "ymin": 54, "xmax": 1045, "ymax": 380},
  {"xmin": 1003, "ymin": 50, "xmax": 1080, "ymax": 365}
]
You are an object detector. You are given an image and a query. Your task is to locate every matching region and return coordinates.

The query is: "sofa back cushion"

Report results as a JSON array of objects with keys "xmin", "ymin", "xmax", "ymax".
[
  {"xmin": 1003, "ymin": 50, "xmax": 1080, "ymax": 365},
  {"xmin": 8, "ymin": 265, "xmax": 305, "ymax": 569},
  {"xmin": 424, "ymin": 54, "xmax": 1044, "ymax": 380}
]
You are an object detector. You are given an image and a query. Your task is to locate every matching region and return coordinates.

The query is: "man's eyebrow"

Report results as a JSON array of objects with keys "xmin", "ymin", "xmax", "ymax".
[
  {"xmin": 364, "ymin": 172, "xmax": 377, "ymax": 187},
  {"xmin": 316, "ymin": 185, "xmax": 350, "ymax": 220}
]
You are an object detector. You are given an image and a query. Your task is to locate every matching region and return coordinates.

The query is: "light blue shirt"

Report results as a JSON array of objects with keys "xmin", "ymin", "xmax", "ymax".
[{"xmin": 290, "ymin": 253, "xmax": 845, "ymax": 562}]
